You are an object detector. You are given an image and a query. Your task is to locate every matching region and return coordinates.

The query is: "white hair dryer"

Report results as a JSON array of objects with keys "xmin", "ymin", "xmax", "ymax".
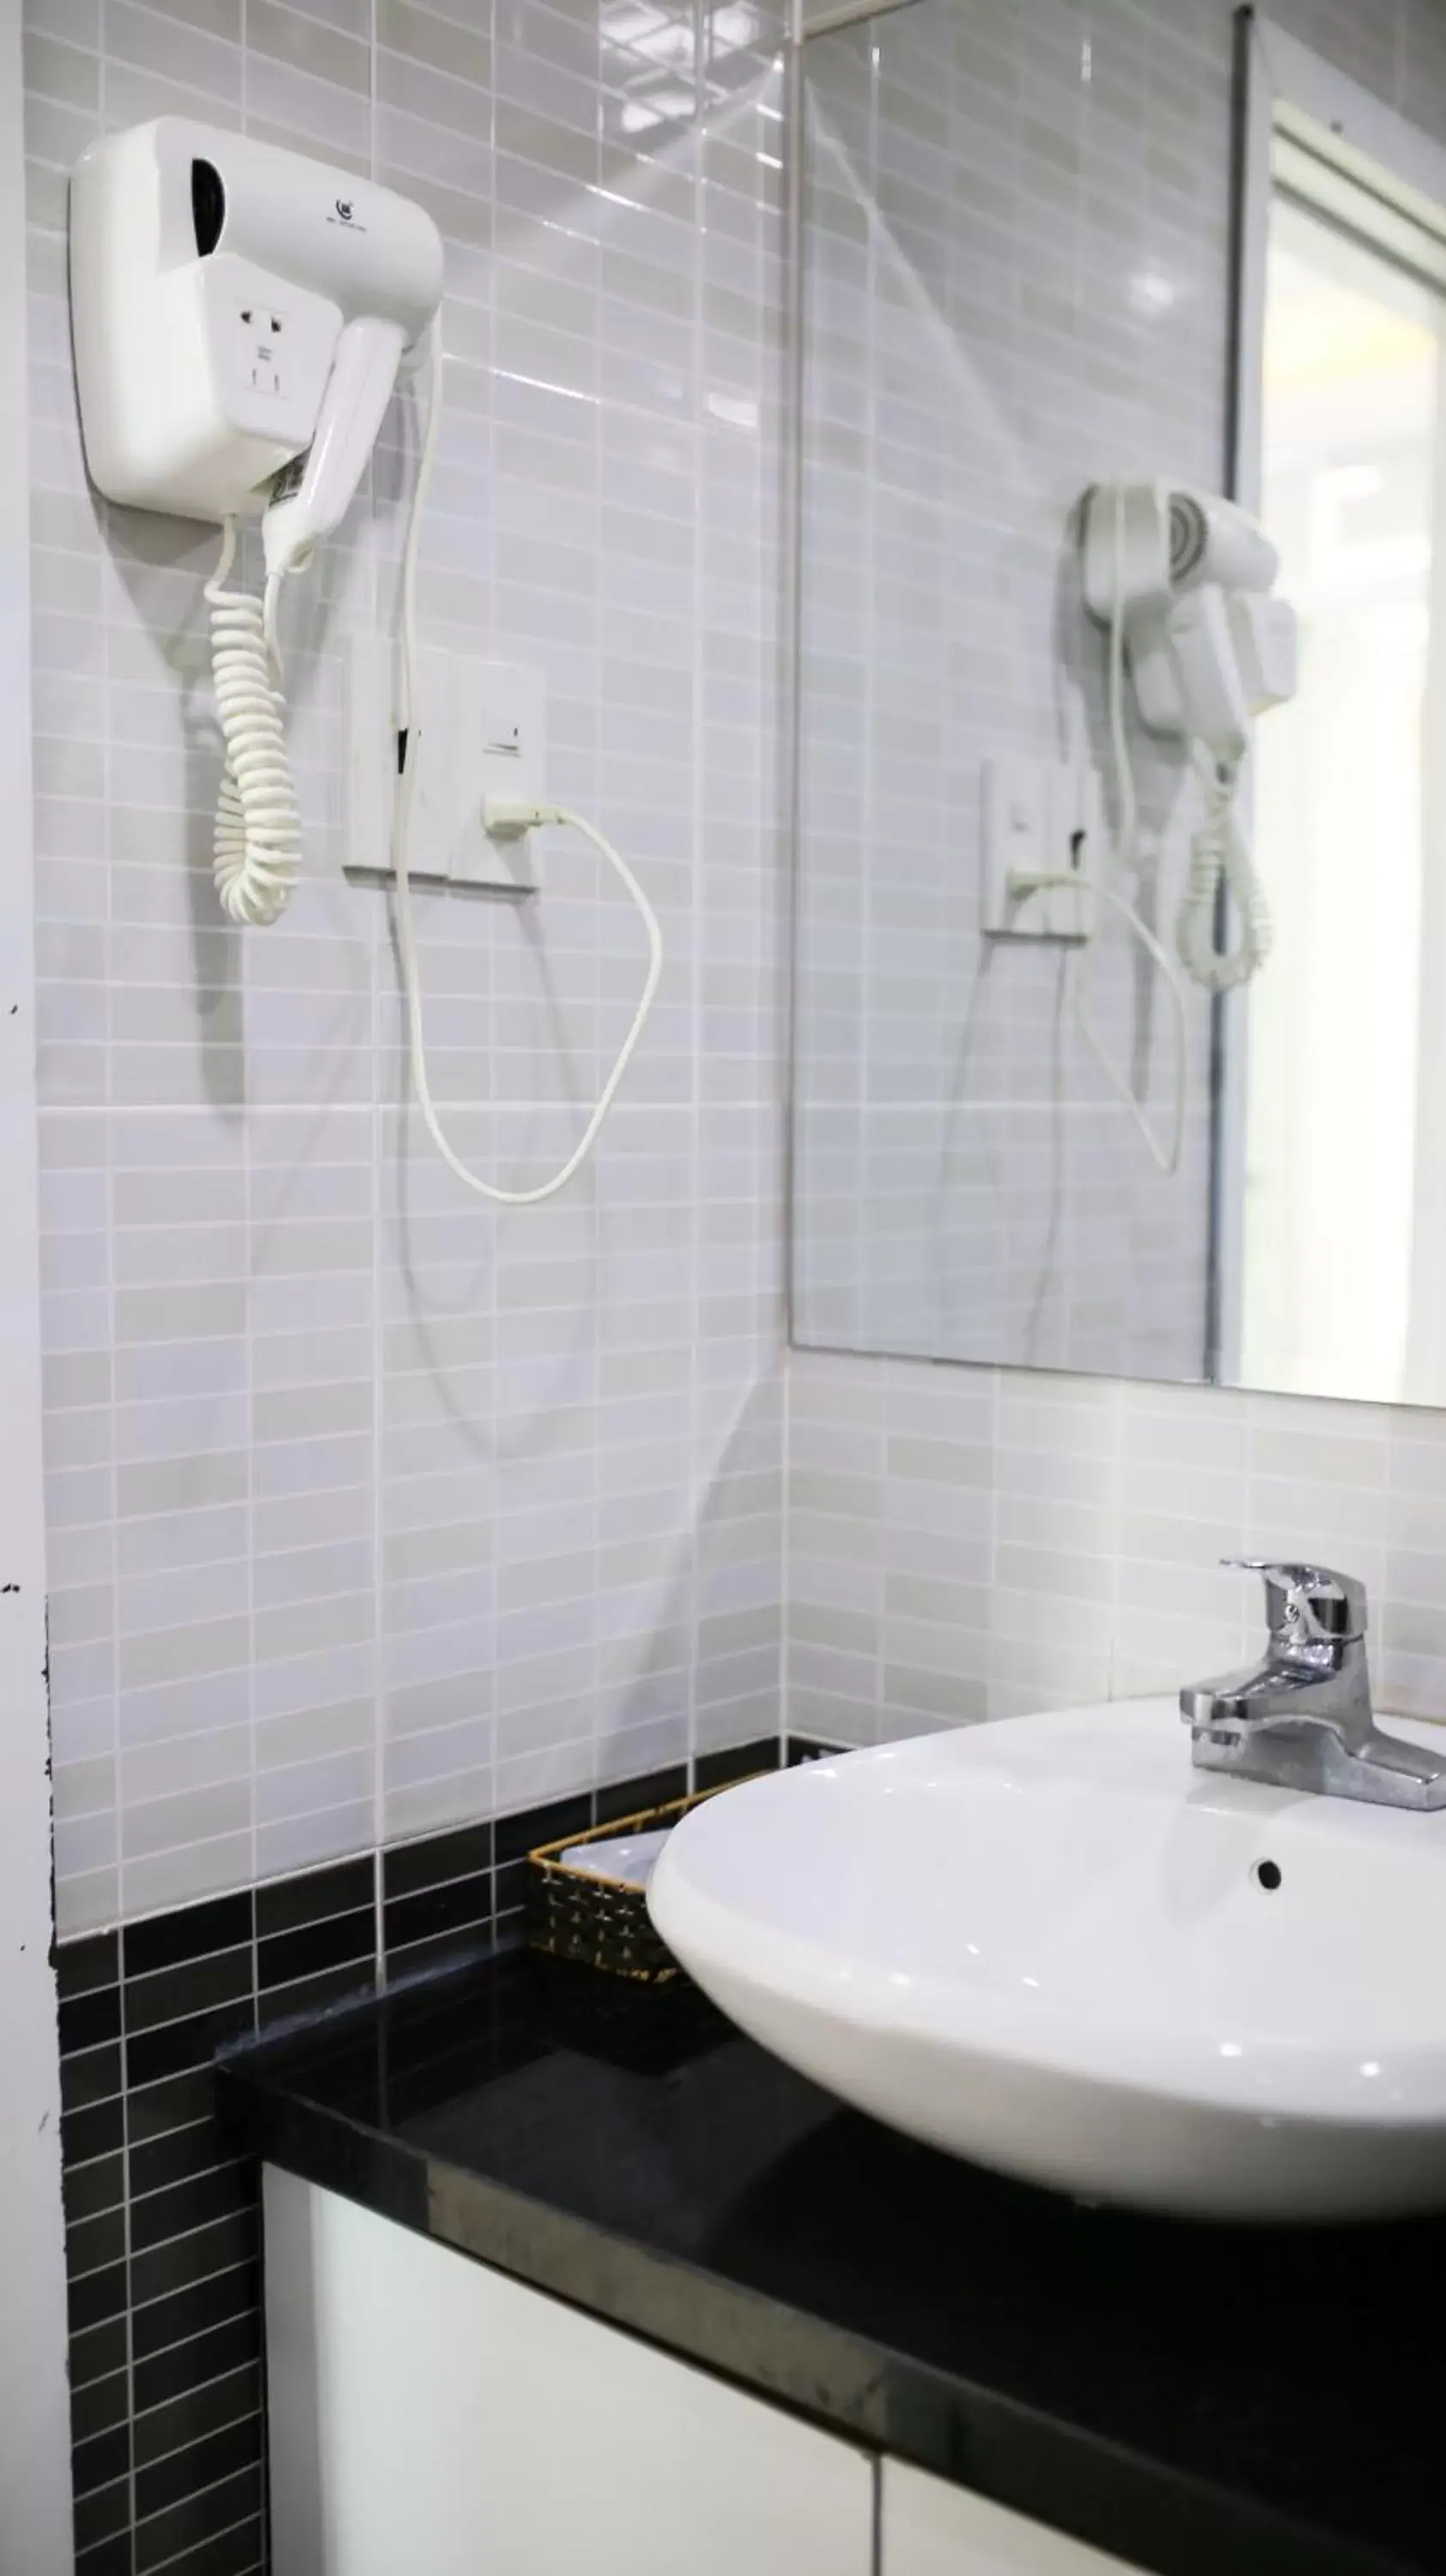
[
  {"xmin": 70, "ymin": 118, "xmax": 444, "ymax": 924},
  {"xmin": 70, "ymin": 118, "xmax": 444, "ymax": 566},
  {"xmin": 1079, "ymin": 482, "xmax": 1297, "ymax": 991}
]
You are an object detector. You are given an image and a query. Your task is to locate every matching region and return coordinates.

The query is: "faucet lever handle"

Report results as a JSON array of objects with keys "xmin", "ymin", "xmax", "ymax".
[{"xmin": 1222, "ymin": 1557, "xmax": 1367, "ymax": 1646}]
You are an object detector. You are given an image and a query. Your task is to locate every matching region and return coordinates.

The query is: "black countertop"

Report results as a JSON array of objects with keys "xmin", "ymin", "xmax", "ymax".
[{"xmin": 219, "ymin": 1946, "xmax": 1446, "ymax": 2576}]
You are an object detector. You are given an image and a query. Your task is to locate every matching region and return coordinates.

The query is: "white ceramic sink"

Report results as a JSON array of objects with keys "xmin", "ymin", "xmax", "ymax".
[{"xmin": 647, "ymin": 1698, "xmax": 1446, "ymax": 2222}]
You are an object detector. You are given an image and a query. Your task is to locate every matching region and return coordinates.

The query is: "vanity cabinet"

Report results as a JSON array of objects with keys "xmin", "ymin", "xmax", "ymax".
[
  {"xmin": 264, "ymin": 2172, "xmax": 873, "ymax": 2576},
  {"xmin": 881, "ymin": 2461, "xmax": 1142, "ymax": 2574},
  {"xmin": 265, "ymin": 2173, "xmax": 1145, "ymax": 2576}
]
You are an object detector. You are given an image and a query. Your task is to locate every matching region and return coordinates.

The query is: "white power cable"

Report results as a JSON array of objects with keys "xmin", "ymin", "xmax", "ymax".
[
  {"xmin": 1176, "ymin": 744, "xmax": 1272, "ymax": 992},
  {"xmin": 204, "ymin": 517, "xmax": 301, "ymax": 925},
  {"xmin": 391, "ymin": 332, "xmax": 663, "ymax": 1204},
  {"xmin": 1007, "ymin": 870, "xmax": 1188, "ymax": 1176}
]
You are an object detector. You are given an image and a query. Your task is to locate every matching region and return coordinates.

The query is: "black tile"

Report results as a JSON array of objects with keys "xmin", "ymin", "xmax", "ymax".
[
  {"xmin": 254, "ymin": 1958, "xmax": 378, "ymax": 2037},
  {"xmin": 257, "ymin": 1904, "xmax": 374, "ymax": 1990},
  {"xmin": 135, "ymin": 2462, "xmax": 262, "ymax": 2572},
  {"xmin": 70, "ymin": 2366, "xmax": 131, "ymax": 2451},
  {"xmin": 68, "ymin": 2256, "xmax": 128, "ymax": 2337},
  {"xmin": 125, "ymin": 1996, "xmax": 254, "ymax": 2091},
  {"xmin": 64, "ymin": 2094, "xmax": 125, "ymax": 2170},
  {"xmin": 62, "ymin": 2042, "xmax": 125, "ymax": 2122},
  {"xmin": 597, "ymin": 1762, "xmax": 687, "ymax": 1819},
  {"xmin": 131, "ymin": 2207, "xmax": 258, "ymax": 2315},
  {"xmin": 384, "ymin": 1817, "xmax": 492, "ymax": 1900},
  {"xmin": 64, "ymin": 2148, "xmax": 125, "ymax": 2227},
  {"xmin": 383, "ymin": 1868, "xmax": 491, "ymax": 1958},
  {"xmin": 785, "ymin": 1735, "xmax": 841, "ymax": 1765},
  {"xmin": 383, "ymin": 1924, "xmax": 496, "ymax": 1984},
  {"xmin": 256, "ymin": 1852, "xmax": 373, "ymax": 1939},
  {"xmin": 57, "ymin": 1929, "xmax": 119, "ymax": 2002},
  {"xmin": 59, "ymin": 1984, "xmax": 122, "ymax": 2058},
  {"xmin": 70, "ymin": 2315, "xmax": 128, "ymax": 2391},
  {"xmin": 125, "ymin": 1947, "xmax": 253, "ymax": 2036},
  {"xmin": 66, "ymin": 2206, "xmax": 128, "ymax": 2282},
  {"xmin": 71, "ymin": 2420, "xmax": 131, "ymax": 2501},
  {"xmin": 131, "ymin": 2261, "xmax": 258, "ymax": 2372},
  {"xmin": 136, "ymin": 2412, "xmax": 263, "ymax": 2524},
  {"xmin": 124, "ymin": 1891, "xmax": 252, "ymax": 1982},
  {"xmin": 695, "ymin": 1736, "xmax": 781, "ymax": 1792},
  {"xmin": 127, "ymin": 2066, "xmax": 218, "ymax": 2149},
  {"xmin": 492, "ymin": 1857, "xmax": 530, "ymax": 1920},
  {"xmin": 74, "ymin": 2542, "xmax": 131, "ymax": 2576},
  {"xmin": 131, "ymin": 2160, "xmax": 250, "ymax": 2256},
  {"xmin": 133, "ymin": 2361, "xmax": 261, "ymax": 2472},
  {"xmin": 495, "ymin": 1791, "xmax": 592, "ymax": 1868},
  {"xmin": 130, "ymin": 2111, "xmax": 232, "ymax": 2203},
  {"xmin": 133, "ymin": 2309, "xmax": 261, "ymax": 2420},
  {"xmin": 156, "ymin": 2512, "xmax": 265, "ymax": 2576},
  {"xmin": 72, "ymin": 2472, "xmax": 131, "ymax": 2555}
]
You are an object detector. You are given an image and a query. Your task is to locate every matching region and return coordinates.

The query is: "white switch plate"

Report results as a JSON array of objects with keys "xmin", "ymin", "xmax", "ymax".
[
  {"xmin": 981, "ymin": 756, "xmax": 1102, "ymax": 941},
  {"xmin": 344, "ymin": 641, "xmax": 544, "ymax": 894}
]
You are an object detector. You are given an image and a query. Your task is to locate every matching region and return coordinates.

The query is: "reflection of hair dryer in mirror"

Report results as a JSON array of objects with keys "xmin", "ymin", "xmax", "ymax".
[
  {"xmin": 70, "ymin": 118, "xmax": 445, "ymax": 922},
  {"xmin": 1079, "ymin": 482, "xmax": 1297, "ymax": 992}
]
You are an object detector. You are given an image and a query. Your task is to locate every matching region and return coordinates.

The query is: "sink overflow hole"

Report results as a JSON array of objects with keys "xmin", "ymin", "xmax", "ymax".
[{"xmin": 1254, "ymin": 1858, "xmax": 1283, "ymax": 1892}]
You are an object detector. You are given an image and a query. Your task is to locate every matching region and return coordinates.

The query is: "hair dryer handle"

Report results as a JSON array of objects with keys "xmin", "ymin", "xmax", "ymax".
[{"xmin": 263, "ymin": 314, "xmax": 406, "ymax": 579}]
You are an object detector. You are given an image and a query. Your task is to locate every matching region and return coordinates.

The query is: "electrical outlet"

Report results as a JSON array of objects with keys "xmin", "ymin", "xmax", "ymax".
[
  {"xmin": 343, "ymin": 641, "xmax": 544, "ymax": 895},
  {"xmin": 981, "ymin": 757, "xmax": 1048, "ymax": 936},
  {"xmin": 235, "ymin": 301, "xmax": 287, "ymax": 397},
  {"xmin": 981, "ymin": 756, "xmax": 1102, "ymax": 941}
]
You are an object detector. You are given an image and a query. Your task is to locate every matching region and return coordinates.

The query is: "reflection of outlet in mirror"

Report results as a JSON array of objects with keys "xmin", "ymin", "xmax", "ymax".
[{"xmin": 981, "ymin": 756, "xmax": 1100, "ymax": 941}]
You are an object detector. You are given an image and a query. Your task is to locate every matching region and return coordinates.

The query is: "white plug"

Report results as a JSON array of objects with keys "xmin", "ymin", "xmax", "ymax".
[{"xmin": 483, "ymin": 797, "xmax": 563, "ymax": 838}]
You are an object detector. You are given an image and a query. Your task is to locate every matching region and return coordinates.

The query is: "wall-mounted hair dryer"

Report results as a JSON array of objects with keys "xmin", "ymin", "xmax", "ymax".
[
  {"xmin": 67, "ymin": 119, "xmax": 661, "ymax": 1207},
  {"xmin": 1079, "ymin": 482, "xmax": 1297, "ymax": 992},
  {"xmin": 70, "ymin": 118, "xmax": 444, "ymax": 574},
  {"xmin": 70, "ymin": 118, "xmax": 444, "ymax": 928}
]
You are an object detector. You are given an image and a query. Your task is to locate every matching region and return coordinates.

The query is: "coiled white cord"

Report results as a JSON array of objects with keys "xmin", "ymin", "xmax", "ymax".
[
  {"xmin": 204, "ymin": 518, "xmax": 300, "ymax": 926},
  {"xmin": 1175, "ymin": 746, "xmax": 1272, "ymax": 993},
  {"xmin": 391, "ymin": 331, "xmax": 662, "ymax": 1204}
]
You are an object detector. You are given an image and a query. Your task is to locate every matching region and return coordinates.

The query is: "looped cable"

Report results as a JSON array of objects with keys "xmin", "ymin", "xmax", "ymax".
[
  {"xmin": 390, "ymin": 332, "xmax": 662, "ymax": 1204},
  {"xmin": 204, "ymin": 518, "xmax": 300, "ymax": 925}
]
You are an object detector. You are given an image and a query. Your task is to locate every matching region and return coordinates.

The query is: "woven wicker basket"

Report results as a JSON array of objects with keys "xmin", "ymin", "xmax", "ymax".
[{"xmin": 527, "ymin": 1780, "xmax": 762, "ymax": 1984}]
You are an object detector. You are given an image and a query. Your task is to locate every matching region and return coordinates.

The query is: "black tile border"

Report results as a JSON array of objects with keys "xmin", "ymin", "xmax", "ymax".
[{"xmin": 58, "ymin": 1739, "xmax": 781, "ymax": 2572}]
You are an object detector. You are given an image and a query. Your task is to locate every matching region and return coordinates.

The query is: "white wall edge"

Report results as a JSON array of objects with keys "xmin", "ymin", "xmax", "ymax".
[{"xmin": 0, "ymin": 0, "xmax": 75, "ymax": 2559}]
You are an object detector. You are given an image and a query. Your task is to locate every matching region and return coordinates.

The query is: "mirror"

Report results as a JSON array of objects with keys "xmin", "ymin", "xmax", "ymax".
[{"xmin": 790, "ymin": 4, "xmax": 1446, "ymax": 1406}]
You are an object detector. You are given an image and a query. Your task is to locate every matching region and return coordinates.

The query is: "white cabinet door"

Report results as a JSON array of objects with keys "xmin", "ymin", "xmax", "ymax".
[
  {"xmin": 883, "ymin": 2460, "xmax": 1147, "ymax": 2575},
  {"xmin": 266, "ymin": 2171, "xmax": 875, "ymax": 2576}
]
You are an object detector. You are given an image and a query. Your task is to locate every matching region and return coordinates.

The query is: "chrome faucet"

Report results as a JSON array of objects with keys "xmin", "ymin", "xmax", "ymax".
[{"xmin": 1181, "ymin": 1558, "xmax": 1446, "ymax": 1810}]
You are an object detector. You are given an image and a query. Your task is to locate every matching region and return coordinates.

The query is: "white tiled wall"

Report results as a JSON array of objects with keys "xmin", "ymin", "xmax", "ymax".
[
  {"xmin": 24, "ymin": 0, "xmax": 788, "ymax": 1935},
  {"xmin": 787, "ymin": 1350, "xmax": 1446, "ymax": 1747},
  {"xmin": 785, "ymin": 0, "xmax": 1446, "ymax": 1753}
]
